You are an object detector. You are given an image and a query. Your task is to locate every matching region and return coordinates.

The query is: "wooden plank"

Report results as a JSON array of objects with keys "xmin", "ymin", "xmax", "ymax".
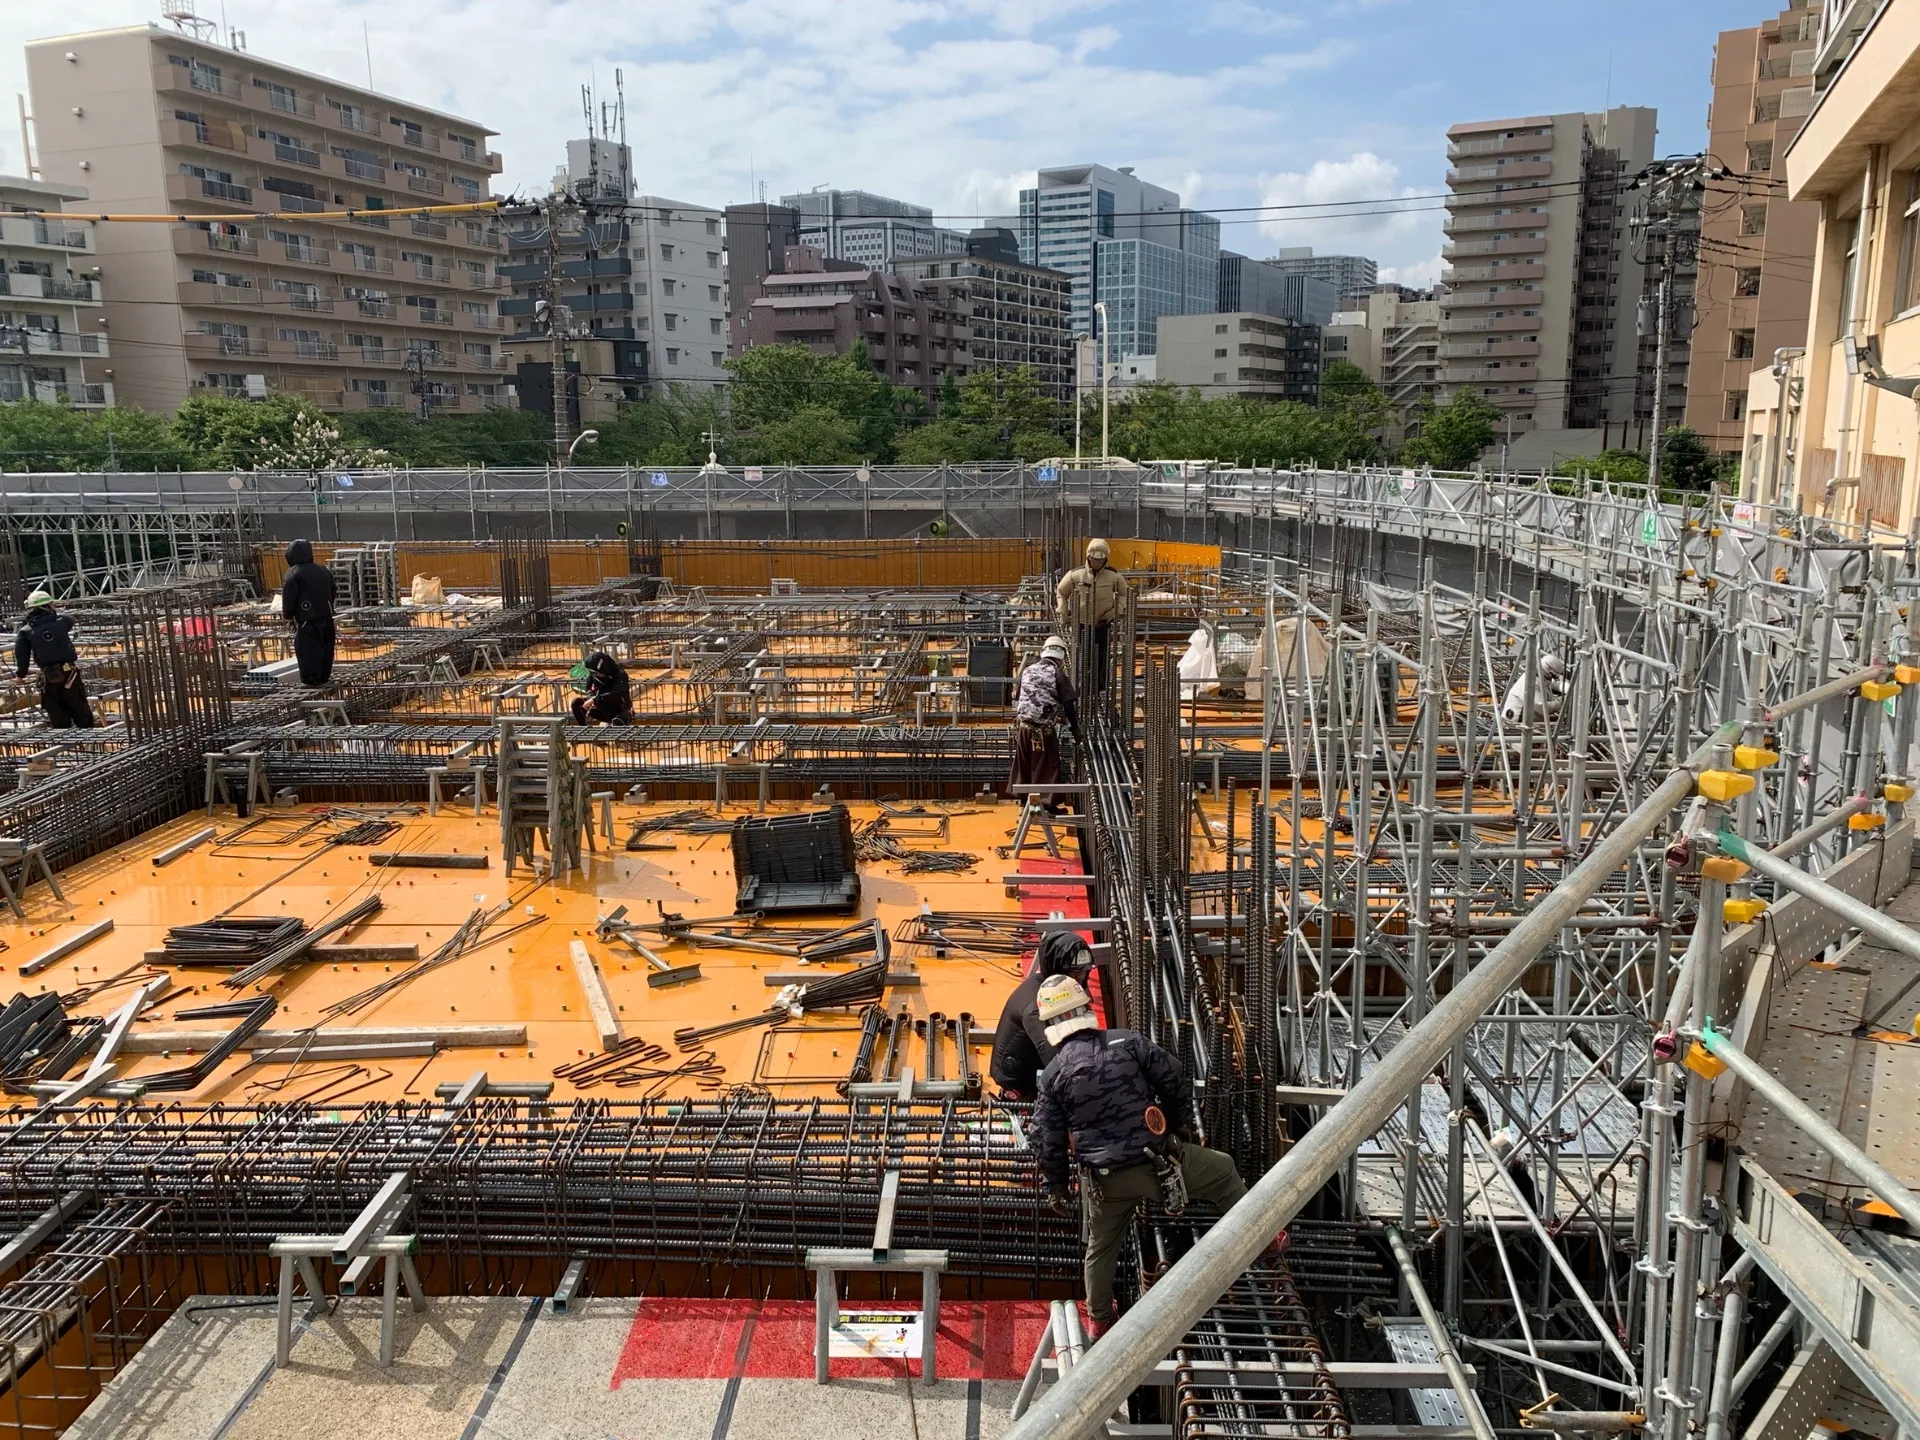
[
  {"xmin": 20, "ymin": 920, "xmax": 114, "ymax": 977},
  {"xmin": 118, "ymin": 1024, "xmax": 525, "ymax": 1055},
  {"xmin": 368, "ymin": 853, "xmax": 489, "ymax": 869},
  {"xmin": 569, "ymin": 940, "xmax": 622, "ymax": 1051}
]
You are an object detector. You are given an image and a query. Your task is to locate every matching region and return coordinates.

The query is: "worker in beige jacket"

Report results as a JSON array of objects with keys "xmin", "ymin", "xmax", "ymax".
[{"xmin": 1055, "ymin": 538, "xmax": 1127, "ymax": 691}]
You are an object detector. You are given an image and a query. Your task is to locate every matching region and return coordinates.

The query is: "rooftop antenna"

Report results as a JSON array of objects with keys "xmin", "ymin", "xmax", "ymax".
[
  {"xmin": 581, "ymin": 81, "xmax": 593, "ymax": 139},
  {"xmin": 160, "ymin": 0, "xmax": 216, "ymax": 41},
  {"xmin": 615, "ymin": 68, "xmax": 626, "ymax": 150}
]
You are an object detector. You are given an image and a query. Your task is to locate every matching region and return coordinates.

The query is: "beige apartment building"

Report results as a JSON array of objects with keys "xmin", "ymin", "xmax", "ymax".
[
  {"xmin": 0, "ymin": 175, "xmax": 110, "ymax": 408},
  {"xmin": 1322, "ymin": 286, "xmax": 1440, "ymax": 443},
  {"xmin": 1765, "ymin": 0, "xmax": 1920, "ymax": 531},
  {"xmin": 1441, "ymin": 107, "xmax": 1655, "ymax": 440},
  {"xmin": 25, "ymin": 25, "xmax": 506, "ymax": 416},
  {"xmin": 1685, "ymin": 2, "xmax": 1822, "ymax": 459},
  {"xmin": 1156, "ymin": 312, "xmax": 1320, "ymax": 402}
]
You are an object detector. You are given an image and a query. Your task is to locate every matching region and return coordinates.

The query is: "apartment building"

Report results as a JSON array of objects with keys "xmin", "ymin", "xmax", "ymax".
[
  {"xmin": 1016, "ymin": 164, "xmax": 1217, "ymax": 344},
  {"xmin": 0, "ymin": 176, "xmax": 111, "ymax": 408},
  {"xmin": 502, "ymin": 136, "xmax": 726, "ymax": 392},
  {"xmin": 890, "ymin": 228, "xmax": 1074, "ymax": 400},
  {"xmin": 737, "ymin": 246, "xmax": 968, "ymax": 407},
  {"xmin": 1265, "ymin": 248, "xmax": 1377, "ymax": 303},
  {"xmin": 1685, "ymin": 2, "xmax": 1823, "ymax": 458},
  {"xmin": 1440, "ymin": 106, "xmax": 1656, "ymax": 439},
  {"xmin": 1767, "ymin": 0, "xmax": 1920, "ymax": 529},
  {"xmin": 1323, "ymin": 286, "xmax": 1441, "ymax": 444},
  {"xmin": 1156, "ymin": 312, "xmax": 1320, "ymax": 403},
  {"xmin": 784, "ymin": 189, "xmax": 964, "ymax": 267},
  {"xmin": 25, "ymin": 25, "xmax": 505, "ymax": 415},
  {"xmin": 1218, "ymin": 252, "xmax": 1336, "ymax": 324}
]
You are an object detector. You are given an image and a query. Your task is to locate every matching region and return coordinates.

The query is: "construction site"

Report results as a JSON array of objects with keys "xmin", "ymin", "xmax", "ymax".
[{"xmin": 0, "ymin": 462, "xmax": 1910, "ymax": 1440}]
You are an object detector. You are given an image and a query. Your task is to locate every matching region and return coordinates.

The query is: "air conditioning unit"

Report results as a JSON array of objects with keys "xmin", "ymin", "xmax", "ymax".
[{"xmin": 244, "ymin": 373, "xmax": 268, "ymax": 398}]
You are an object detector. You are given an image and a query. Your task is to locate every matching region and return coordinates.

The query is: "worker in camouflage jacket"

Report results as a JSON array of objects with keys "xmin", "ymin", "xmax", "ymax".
[{"xmin": 1029, "ymin": 975, "xmax": 1251, "ymax": 1334}]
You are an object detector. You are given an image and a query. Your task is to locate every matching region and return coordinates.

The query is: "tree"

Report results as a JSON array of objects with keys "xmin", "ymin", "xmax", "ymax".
[
  {"xmin": 1659, "ymin": 425, "xmax": 1719, "ymax": 491},
  {"xmin": 725, "ymin": 342, "xmax": 902, "ymax": 461},
  {"xmin": 252, "ymin": 407, "xmax": 388, "ymax": 470},
  {"xmin": 1401, "ymin": 391, "xmax": 1501, "ymax": 471},
  {"xmin": 895, "ymin": 417, "xmax": 1000, "ymax": 465},
  {"xmin": 0, "ymin": 402, "xmax": 192, "ymax": 473},
  {"xmin": 1553, "ymin": 447, "xmax": 1649, "ymax": 486},
  {"xmin": 735, "ymin": 405, "xmax": 862, "ymax": 465},
  {"xmin": 169, "ymin": 394, "xmax": 338, "ymax": 470}
]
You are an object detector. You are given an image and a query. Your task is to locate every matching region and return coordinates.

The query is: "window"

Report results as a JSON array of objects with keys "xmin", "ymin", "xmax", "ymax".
[
  {"xmin": 664, "ymin": 313, "xmax": 677, "ymax": 331},
  {"xmin": 1838, "ymin": 214, "xmax": 1863, "ymax": 330},
  {"xmin": 1214, "ymin": 348, "xmax": 1228, "ymax": 358},
  {"xmin": 1731, "ymin": 329, "xmax": 1756, "ymax": 359},
  {"xmin": 463, "ymin": 342, "xmax": 492, "ymax": 357},
  {"xmin": 660, "ymin": 244, "xmax": 674, "ymax": 261},
  {"xmin": 666, "ymin": 347, "xmax": 679, "ymax": 364},
  {"xmin": 657, "ymin": 208, "xmax": 672, "ymax": 225},
  {"xmin": 1214, "ymin": 323, "xmax": 1228, "ymax": 334},
  {"xmin": 1096, "ymin": 189, "xmax": 1115, "ymax": 239},
  {"xmin": 1747, "ymin": 140, "xmax": 1774, "ymax": 173},
  {"xmin": 707, "ymin": 251, "xmax": 720, "ymax": 269},
  {"xmin": 1899, "ymin": 171, "xmax": 1920, "ymax": 313},
  {"xmin": 1725, "ymin": 390, "xmax": 1748, "ymax": 422},
  {"xmin": 1754, "ymin": 94, "xmax": 1781, "ymax": 123},
  {"xmin": 712, "ymin": 350, "xmax": 725, "ymax": 366},
  {"xmin": 1213, "ymin": 372, "xmax": 1227, "ymax": 383},
  {"xmin": 709, "ymin": 317, "xmax": 723, "ymax": 335},
  {"xmin": 1736, "ymin": 267, "xmax": 1762, "ymax": 297},
  {"xmin": 1741, "ymin": 204, "xmax": 1769, "ymax": 237},
  {"xmin": 708, "ymin": 284, "xmax": 722, "ymax": 302},
  {"xmin": 662, "ymin": 278, "xmax": 676, "ymax": 295},
  {"xmin": 705, "ymin": 217, "xmax": 719, "ymax": 235},
  {"xmin": 452, "ymin": 176, "xmax": 481, "ymax": 201}
]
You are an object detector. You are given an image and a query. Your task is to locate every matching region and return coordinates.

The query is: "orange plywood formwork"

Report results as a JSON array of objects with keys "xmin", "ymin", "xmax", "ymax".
[{"xmin": 1105, "ymin": 538, "xmax": 1221, "ymax": 581}]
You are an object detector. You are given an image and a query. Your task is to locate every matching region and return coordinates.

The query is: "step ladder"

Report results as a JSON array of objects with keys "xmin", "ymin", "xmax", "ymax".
[{"xmin": 498, "ymin": 717, "xmax": 585, "ymax": 878}]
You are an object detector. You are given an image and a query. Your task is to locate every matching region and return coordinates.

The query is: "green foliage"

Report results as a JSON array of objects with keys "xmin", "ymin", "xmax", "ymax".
[
  {"xmin": 1550, "ymin": 428, "xmax": 1732, "ymax": 493},
  {"xmin": 0, "ymin": 403, "xmax": 192, "ymax": 472},
  {"xmin": 726, "ymin": 342, "xmax": 899, "ymax": 460},
  {"xmin": 1401, "ymin": 391, "xmax": 1502, "ymax": 471},
  {"xmin": 1085, "ymin": 384, "xmax": 1378, "ymax": 467},
  {"xmin": 734, "ymin": 405, "xmax": 863, "ymax": 465},
  {"xmin": 1552, "ymin": 447, "xmax": 1648, "ymax": 486},
  {"xmin": 593, "ymin": 386, "xmax": 730, "ymax": 467}
]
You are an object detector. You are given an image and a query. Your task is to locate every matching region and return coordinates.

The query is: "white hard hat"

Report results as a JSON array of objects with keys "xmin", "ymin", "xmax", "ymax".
[
  {"xmin": 24, "ymin": 590, "xmax": 51, "ymax": 609},
  {"xmin": 1540, "ymin": 653, "xmax": 1567, "ymax": 678},
  {"xmin": 1041, "ymin": 635, "xmax": 1069, "ymax": 661},
  {"xmin": 1038, "ymin": 974, "xmax": 1098, "ymax": 1045}
]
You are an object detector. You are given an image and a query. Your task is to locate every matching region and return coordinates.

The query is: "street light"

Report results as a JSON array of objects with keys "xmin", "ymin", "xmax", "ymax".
[
  {"xmin": 1092, "ymin": 300, "xmax": 1111, "ymax": 465},
  {"xmin": 566, "ymin": 429, "xmax": 599, "ymax": 464}
]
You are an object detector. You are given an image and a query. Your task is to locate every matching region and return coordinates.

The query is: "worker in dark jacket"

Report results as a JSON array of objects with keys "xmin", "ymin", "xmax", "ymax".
[
  {"xmin": 13, "ymin": 589, "xmax": 94, "ymax": 729},
  {"xmin": 279, "ymin": 539, "xmax": 336, "ymax": 686},
  {"xmin": 570, "ymin": 651, "xmax": 634, "ymax": 725},
  {"xmin": 1030, "ymin": 975, "xmax": 1253, "ymax": 1335},
  {"xmin": 990, "ymin": 931, "xmax": 1095, "ymax": 1100}
]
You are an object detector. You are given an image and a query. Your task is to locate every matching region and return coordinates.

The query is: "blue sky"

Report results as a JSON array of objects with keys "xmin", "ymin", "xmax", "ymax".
[{"xmin": 2, "ymin": 0, "xmax": 1775, "ymax": 284}]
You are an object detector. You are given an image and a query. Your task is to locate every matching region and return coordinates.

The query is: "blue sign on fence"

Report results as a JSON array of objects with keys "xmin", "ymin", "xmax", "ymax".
[
  {"xmin": 650, "ymin": 471, "xmax": 670, "ymax": 488},
  {"xmin": 1034, "ymin": 465, "xmax": 1058, "ymax": 485}
]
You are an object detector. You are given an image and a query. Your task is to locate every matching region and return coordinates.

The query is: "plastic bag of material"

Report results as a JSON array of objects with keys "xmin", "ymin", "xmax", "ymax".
[
  {"xmin": 1178, "ymin": 627, "xmax": 1218, "ymax": 697},
  {"xmin": 1216, "ymin": 631, "xmax": 1253, "ymax": 681},
  {"xmin": 410, "ymin": 574, "xmax": 445, "ymax": 606}
]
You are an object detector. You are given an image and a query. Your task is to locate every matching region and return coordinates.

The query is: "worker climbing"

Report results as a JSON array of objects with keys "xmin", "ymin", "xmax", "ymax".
[
  {"xmin": 571, "ymin": 651, "xmax": 635, "ymax": 725},
  {"xmin": 1055, "ymin": 537, "xmax": 1126, "ymax": 691},
  {"xmin": 13, "ymin": 589, "xmax": 95, "ymax": 729},
  {"xmin": 280, "ymin": 538, "xmax": 336, "ymax": 686},
  {"xmin": 989, "ymin": 931, "xmax": 1097, "ymax": 1101},
  {"xmin": 1009, "ymin": 634, "xmax": 1081, "ymax": 807},
  {"xmin": 1030, "ymin": 974, "xmax": 1274, "ymax": 1339}
]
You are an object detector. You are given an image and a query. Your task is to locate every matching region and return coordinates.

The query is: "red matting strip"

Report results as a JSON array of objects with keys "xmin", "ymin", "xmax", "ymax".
[
  {"xmin": 611, "ymin": 1299, "xmax": 1054, "ymax": 1384},
  {"xmin": 1017, "ymin": 853, "xmax": 1106, "ymax": 1024}
]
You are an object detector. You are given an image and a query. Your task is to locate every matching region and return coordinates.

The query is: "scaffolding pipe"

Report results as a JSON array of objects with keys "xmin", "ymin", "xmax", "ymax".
[
  {"xmin": 1769, "ymin": 796, "xmax": 1872, "ymax": 860},
  {"xmin": 1728, "ymin": 1306, "xmax": 1796, "ymax": 1406},
  {"xmin": 1002, "ymin": 732, "xmax": 1725, "ymax": 1440},
  {"xmin": 1385, "ymin": 1226, "xmax": 1497, "ymax": 1440},
  {"xmin": 1697, "ymin": 1023, "xmax": 1920, "ymax": 1231},
  {"xmin": 1708, "ymin": 828, "xmax": 1920, "ymax": 967},
  {"xmin": 1762, "ymin": 663, "xmax": 1888, "ymax": 724},
  {"xmin": 1702, "ymin": 1255, "xmax": 1753, "ymax": 1440}
]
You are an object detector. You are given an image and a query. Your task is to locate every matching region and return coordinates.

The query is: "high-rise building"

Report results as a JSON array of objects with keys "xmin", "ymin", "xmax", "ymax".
[
  {"xmin": 1156, "ymin": 312, "xmax": 1320, "ymax": 403},
  {"xmin": 501, "ymin": 134, "xmax": 726, "ymax": 391},
  {"xmin": 1265, "ymin": 248, "xmax": 1378, "ymax": 301},
  {"xmin": 1015, "ymin": 164, "xmax": 1217, "ymax": 345},
  {"xmin": 1439, "ymin": 107, "xmax": 1656, "ymax": 438},
  {"xmin": 738, "ymin": 245, "xmax": 968, "ymax": 407},
  {"xmin": 1323, "ymin": 287, "xmax": 1442, "ymax": 444},
  {"xmin": 26, "ymin": 23, "xmax": 506, "ymax": 415},
  {"xmin": 782, "ymin": 189, "xmax": 965, "ymax": 267},
  {"xmin": 0, "ymin": 176, "xmax": 112, "ymax": 409},
  {"xmin": 1218, "ymin": 252, "xmax": 1336, "ymax": 324},
  {"xmin": 890, "ymin": 229, "xmax": 1074, "ymax": 400},
  {"xmin": 1685, "ymin": 2, "xmax": 1822, "ymax": 459},
  {"xmin": 724, "ymin": 202, "xmax": 800, "ymax": 347}
]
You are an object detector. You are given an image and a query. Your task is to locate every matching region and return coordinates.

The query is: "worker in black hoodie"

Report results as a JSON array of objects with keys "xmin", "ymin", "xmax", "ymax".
[
  {"xmin": 13, "ymin": 589, "xmax": 95, "ymax": 728},
  {"xmin": 989, "ymin": 931, "xmax": 1096, "ymax": 1100},
  {"xmin": 280, "ymin": 539, "xmax": 336, "ymax": 685},
  {"xmin": 570, "ymin": 651, "xmax": 634, "ymax": 725}
]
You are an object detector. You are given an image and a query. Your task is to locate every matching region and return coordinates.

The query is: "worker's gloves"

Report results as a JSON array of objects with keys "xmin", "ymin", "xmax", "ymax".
[
  {"xmin": 1070, "ymin": 729, "xmax": 1084, "ymax": 746},
  {"xmin": 1046, "ymin": 1188, "xmax": 1074, "ymax": 1217}
]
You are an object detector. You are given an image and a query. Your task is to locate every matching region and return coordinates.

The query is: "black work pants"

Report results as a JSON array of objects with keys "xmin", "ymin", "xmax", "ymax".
[
  {"xmin": 40, "ymin": 671, "xmax": 95, "ymax": 729},
  {"xmin": 571, "ymin": 694, "xmax": 632, "ymax": 725},
  {"xmin": 293, "ymin": 619, "xmax": 335, "ymax": 686}
]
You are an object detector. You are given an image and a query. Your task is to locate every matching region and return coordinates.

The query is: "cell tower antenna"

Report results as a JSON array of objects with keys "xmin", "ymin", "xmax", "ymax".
[
  {"xmin": 581, "ymin": 82, "xmax": 593, "ymax": 138},
  {"xmin": 160, "ymin": 0, "xmax": 218, "ymax": 41},
  {"xmin": 615, "ymin": 69, "xmax": 626, "ymax": 150}
]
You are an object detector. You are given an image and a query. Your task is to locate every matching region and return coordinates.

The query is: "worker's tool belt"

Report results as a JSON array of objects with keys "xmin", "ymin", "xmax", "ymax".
[
  {"xmin": 39, "ymin": 663, "xmax": 78, "ymax": 689},
  {"xmin": 1016, "ymin": 721, "xmax": 1056, "ymax": 742},
  {"xmin": 1077, "ymin": 1164, "xmax": 1105, "ymax": 1246},
  {"xmin": 1080, "ymin": 1148, "xmax": 1189, "ymax": 1218}
]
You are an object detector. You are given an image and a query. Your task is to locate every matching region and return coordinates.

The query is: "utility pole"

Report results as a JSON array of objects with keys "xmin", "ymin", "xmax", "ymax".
[
  {"xmin": 1647, "ymin": 271, "xmax": 1670, "ymax": 492},
  {"xmin": 1631, "ymin": 156, "xmax": 1709, "ymax": 495},
  {"xmin": 543, "ymin": 191, "xmax": 574, "ymax": 467},
  {"xmin": 404, "ymin": 345, "xmax": 427, "ymax": 424}
]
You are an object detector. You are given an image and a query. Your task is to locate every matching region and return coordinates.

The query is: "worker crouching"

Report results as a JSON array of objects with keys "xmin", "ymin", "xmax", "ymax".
[
  {"xmin": 1030, "ymin": 975, "xmax": 1251, "ymax": 1337},
  {"xmin": 571, "ymin": 651, "xmax": 635, "ymax": 725}
]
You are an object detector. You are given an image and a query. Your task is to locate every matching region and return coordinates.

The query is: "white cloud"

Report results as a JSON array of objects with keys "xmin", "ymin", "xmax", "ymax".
[
  {"xmin": 1381, "ymin": 252, "xmax": 1443, "ymax": 288},
  {"xmin": 1204, "ymin": 2, "xmax": 1304, "ymax": 36},
  {"xmin": 1255, "ymin": 151, "xmax": 1431, "ymax": 256}
]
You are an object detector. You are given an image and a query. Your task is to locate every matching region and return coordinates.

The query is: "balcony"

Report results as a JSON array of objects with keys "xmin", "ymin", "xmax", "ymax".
[
  {"xmin": 160, "ymin": 115, "xmax": 249, "ymax": 153},
  {"xmin": 269, "ymin": 140, "xmax": 321, "ymax": 169},
  {"xmin": 463, "ymin": 270, "xmax": 504, "ymax": 290},
  {"xmin": 1445, "ymin": 287, "xmax": 1541, "ymax": 309},
  {"xmin": 0, "ymin": 274, "xmax": 100, "ymax": 304},
  {"xmin": 1442, "ymin": 235, "xmax": 1546, "ymax": 259},
  {"xmin": 1439, "ymin": 314, "xmax": 1536, "ymax": 333},
  {"xmin": 403, "ymin": 173, "xmax": 446, "ymax": 198},
  {"xmin": 0, "ymin": 216, "xmax": 89, "ymax": 253},
  {"xmin": 1446, "ymin": 132, "xmax": 1550, "ymax": 160},
  {"xmin": 168, "ymin": 174, "xmax": 254, "ymax": 208},
  {"xmin": 355, "ymin": 298, "xmax": 397, "ymax": 319},
  {"xmin": 342, "ymin": 389, "xmax": 404, "ymax": 410},
  {"xmin": 286, "ymin": 339, "xmax": 338, "ymax": 361},
  {"xmin": 322, "ymin": 106, "xmax": 381, "ymax": 137},
  {"xmin": 180, "ymin": 227, "xmax": 258, "ymax": 258},
  {"xmin": 356, "ymin": 346, "xmax": 403, "ymax": 366},
  {"xmin": 155, "ymin": 63, "xmax": 240, "ymax": 101},
  {"xmin": 1446, "ymin": 160, "xmax": 1552, "ymax": 184},
  {"xmin": 263, "ymin": 89, "xmax": 317, "ymax": 119},
  {"xmin": 412, "ymin": 308, "xmax": 453, "ymax": 326},
  {"xmin": 0, "ymin": 379, "xmax": 111, "ymax": 406},
  {"xmin": 410, "ymin": 215, "xmax": 448, "ymax": 240},
  {"xmin": 186, "ymin": 333, "xmax": 267, "ymax": 358},
  {"xmin": 1443, "ymin": 212, "xmax": 1540, "ymax": 234},
  {"xmin": 1444, "ymin": 262, "xmax": 1545, "ymax": 285},
  {"xmin": 1446, "ymin": 363, "xmax": 1539, "ymax": 383},
  {"xmin": 467, "ymin": 313, "xmax": 501, "ymax": 331},
  {"xmin": 281, "ymin": 243, "xmax": 332, "ymax": 267},
  {"xmin": 283, "ymin": 291, "xmax": 333, "ymax": 314},
  {"xmin": 346, "ymin": 252, "xmax": 393, "ymax": 275},
  {"xmin": 411, "ymin": 263, "xmax": 451, "ymax": 283},
  {"xmin": 19, "ymin": 331, "xmax": 105, "ymax": 357},
  {"xmin": 396, "ymin": 128, "xmax": 441, "ymax": 154},
  {"xmin": 337, "ymin": 156, "xmax": 384, "ymax": 182},
  {"xmin": 1438, "ymin": 339, "xmax": 1539, "ymax": 358},
  {"xmin": 265, "ymin": 191, "xmax": 327, "ymax": 214},
  {"xmin": 349, "ymin": 212, "xmax": 391, "ymax": 230}
]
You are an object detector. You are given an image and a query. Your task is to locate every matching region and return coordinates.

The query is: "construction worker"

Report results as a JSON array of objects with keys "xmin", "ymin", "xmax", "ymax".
[
  {"xmin": 1055, "ymin": 538, "xmax": 1126, "ymax": 690},
  {"xmin": 13, "ymin": 590, "xmax": 95, "ymax": 729},
  {"xmin": 1009, "ymin": 635, "xmax": 1081, "ymax": 806},
  {"xmin": 1030, "ymin": 974, "xmax": 1259, "ymax": 1337},
  {"xmin": 990, "ymin": 931, "xmax": 1096, "ymax": 1100},
  {"xmin": 571, "ymin": 651, "xmax": 635, "ymax": 725},
  {"xmin": 279, "ymin": 538, "xmax": 336, "ymax": 686}
]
